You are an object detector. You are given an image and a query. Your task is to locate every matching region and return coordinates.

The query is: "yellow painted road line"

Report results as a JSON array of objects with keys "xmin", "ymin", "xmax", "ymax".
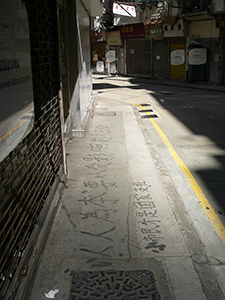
[
  {"xmin": 149, "ymin": 117, "xmax": 225, "ymax": 244},
  {"xmin": 102, "ymin": 96, "xmax": 225, "ymax": 244},
  {"xmin": 0, "ymin": 119, "xmax": 27, "ymax": 143}
]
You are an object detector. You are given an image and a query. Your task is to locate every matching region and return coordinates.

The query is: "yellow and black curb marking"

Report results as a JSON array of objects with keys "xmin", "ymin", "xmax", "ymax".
[{"xmin": 138, "ymin": 103, "xmax": 158, "ymax": 119}]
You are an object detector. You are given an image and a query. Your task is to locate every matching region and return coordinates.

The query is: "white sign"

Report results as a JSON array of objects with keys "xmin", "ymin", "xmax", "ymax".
[
  {"xmin": 96, "ymin": 61, "xmax": 104, "ymax": 73},
  {"xmin": 113, "ymin": 3, "xmax": 136, "ymax": 17},
  {"xmin": 171, "ymin": 49, "xmax": 185, "ymax": 65},
  {"xmin": 189, "ymin": 48, "xmax": 207, "ymax": 65},
  {"xmin": 106, "ymin": 50, "xmax": 116, "ymax": 62}
]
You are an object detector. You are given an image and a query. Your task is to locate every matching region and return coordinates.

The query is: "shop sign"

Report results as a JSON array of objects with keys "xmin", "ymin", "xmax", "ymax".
[
  {"xmin": 163, "ymin": 19, "xmax": 187, "ymax": 37},
  {"xmin": 171, "ymin": 49, "xmax": 185, "ymax": 65},
  {"xmin": 121, "ymin": 24, "xmax": 145, "ymax": 39},
  {"xmin": 113, "ymin": 3, "xmax": 136, "ymax": 17},
  {"xmin": 189, "ymin": 48, "xmax": 207, "ymax": 65},
  {"xmin": 145, "ymin": 25, "xmax": 162, "ymax": 38},
  {"xmin": 106, "ymin": 31, "xmax": 122, "ymax": 45}
]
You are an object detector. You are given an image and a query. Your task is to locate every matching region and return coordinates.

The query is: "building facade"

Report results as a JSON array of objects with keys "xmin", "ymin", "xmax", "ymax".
[
  {"xmin": 0, "ymin": 0, "xmax": 102, "ymax": 299},
  {"xmin": 93, "ymin": 0, "xmax": 225, "ymax": 85}
]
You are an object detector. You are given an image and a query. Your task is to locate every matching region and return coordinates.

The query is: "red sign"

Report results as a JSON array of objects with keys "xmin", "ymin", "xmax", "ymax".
[{"xmin": 120, "ymin": 23, "xmax": 145, "ymax": 39}]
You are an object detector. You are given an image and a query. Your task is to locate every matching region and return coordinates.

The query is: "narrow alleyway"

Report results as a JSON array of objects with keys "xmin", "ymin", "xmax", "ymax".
[{"xmin": 28, "ymin": 77, "xmax": 225, "ymax": 300}]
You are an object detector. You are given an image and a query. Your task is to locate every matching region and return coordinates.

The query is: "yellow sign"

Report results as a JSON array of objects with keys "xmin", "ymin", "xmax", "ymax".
[{"xmin": 93, "ymin": 54, "xmax": 98, "ymax": 62}]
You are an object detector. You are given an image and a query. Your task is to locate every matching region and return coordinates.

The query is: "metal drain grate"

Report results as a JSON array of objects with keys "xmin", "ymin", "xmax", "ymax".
[
  {"xmin": 141, "ymin": 115, "xmax": 158, "ymax": 119},
  {"xmin": 70, "ymin": 270, "xmax": 160, "ymax": 300},
  {"xmin": 139, "ymin": 104, "xmax": 151, "ymax": 106},
  {"xmin": 138, "ymin": 109, "xmax": 153, "ymax": 113}
]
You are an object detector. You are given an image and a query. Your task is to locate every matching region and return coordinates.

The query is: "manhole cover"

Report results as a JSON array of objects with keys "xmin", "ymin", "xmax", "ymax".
[
  {"xmin": 70, "ymin": 270, "xmax": 160, "ymax": 300},
  {"xmin": 95, "ymin": 111, "xmax": 117, "ymax": 116}
]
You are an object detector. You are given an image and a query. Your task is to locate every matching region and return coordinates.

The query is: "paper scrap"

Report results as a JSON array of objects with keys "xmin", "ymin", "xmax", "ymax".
[{"xmin": 44, "ymin": 289, "xmax": 59, "ymax": 299}]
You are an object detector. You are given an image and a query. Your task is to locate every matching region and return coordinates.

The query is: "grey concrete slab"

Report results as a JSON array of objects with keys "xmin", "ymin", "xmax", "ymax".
[
  {"xmin": 165, "ymin": 257, "xmax": 207, "ymax": 300},
  {"xmin": 213, "ymin": 265, "xmax": 225, "ymax": 296},
  {"xmin": 123, "ymin": 106, "xmax": 189, "ymax": 258}
]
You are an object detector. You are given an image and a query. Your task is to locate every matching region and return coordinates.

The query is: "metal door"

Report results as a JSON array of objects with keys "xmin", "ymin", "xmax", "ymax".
[
  {"xmin": 126, "ymin": 38, "xmax": 152, "ymax": 76},
  {"xmin": 153, "ymin": 39, "xmax": 169, "ymax": 79}
]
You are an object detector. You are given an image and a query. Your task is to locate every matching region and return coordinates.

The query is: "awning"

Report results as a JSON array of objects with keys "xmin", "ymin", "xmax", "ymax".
[
  {"xmin": 180, "ymin": 11, "xmax": 215, "ymax": 22},
  {"xmin": 144, "ymin": 16, "xmax": 177, "ymax": 26},
  {"xmin": 189, "ymin": 37, "xmax": 217, "ymax": 50}
]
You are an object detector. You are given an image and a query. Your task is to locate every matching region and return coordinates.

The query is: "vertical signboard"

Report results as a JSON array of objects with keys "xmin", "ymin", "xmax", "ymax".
[
  {"xmin": 171, "ymin": 49, "xmax": 185, "ymax": 65},
  {"xmin": 0, "ymin": 0, "xmax": 34, "ymax": 161},
  {"xmin": 170, "ymin": 44, "xmax": 186, "ymax": 79}
]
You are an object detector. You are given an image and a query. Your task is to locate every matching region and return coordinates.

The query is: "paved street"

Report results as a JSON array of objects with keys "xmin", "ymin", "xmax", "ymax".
[{"xmin": 27, "ymin": 77, "xmax": 225, "ymax": 300}]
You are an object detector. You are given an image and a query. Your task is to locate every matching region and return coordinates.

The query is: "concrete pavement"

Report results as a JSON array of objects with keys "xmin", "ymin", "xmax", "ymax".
[{"xmin": 26, "ymin": 76, "xmax": 225, "ymax": 300}]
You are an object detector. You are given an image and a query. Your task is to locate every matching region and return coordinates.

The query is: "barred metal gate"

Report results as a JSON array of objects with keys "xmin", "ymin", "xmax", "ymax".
[
  {"xmin": 153, "ymin": 38, "xmax": 169, "ymax": 79},
  {"xmin": 0, "ymin": 0, "xmax": 63, "ymax": 298},
  {"xmin": 126, "ymin": 38, "xmax": 152, "ymax": 76}
]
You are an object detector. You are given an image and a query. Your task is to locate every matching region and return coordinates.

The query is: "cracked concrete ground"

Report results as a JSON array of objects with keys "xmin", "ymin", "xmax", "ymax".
[{"xmin": 27, "ymin": 78, "xmax": 225, "ymax": 300}]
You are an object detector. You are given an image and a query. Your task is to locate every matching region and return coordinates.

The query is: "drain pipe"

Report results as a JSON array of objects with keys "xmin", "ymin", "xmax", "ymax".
[
  {"xmin": 124, "ymin": 39, "xmax": 127, "ymax": 75},
  {"xmin": 59, "ymin": 86, "xmax": 68, "ymax": 175},
  {"xmin": 57, "ymin": 1, "xmax": 68, "ymax": 175}
]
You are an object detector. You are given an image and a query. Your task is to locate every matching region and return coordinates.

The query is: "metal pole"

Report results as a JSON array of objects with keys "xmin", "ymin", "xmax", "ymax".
[{"xmin": 218, "ymin": 26, "xmax": 225, "ymax": 86}]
